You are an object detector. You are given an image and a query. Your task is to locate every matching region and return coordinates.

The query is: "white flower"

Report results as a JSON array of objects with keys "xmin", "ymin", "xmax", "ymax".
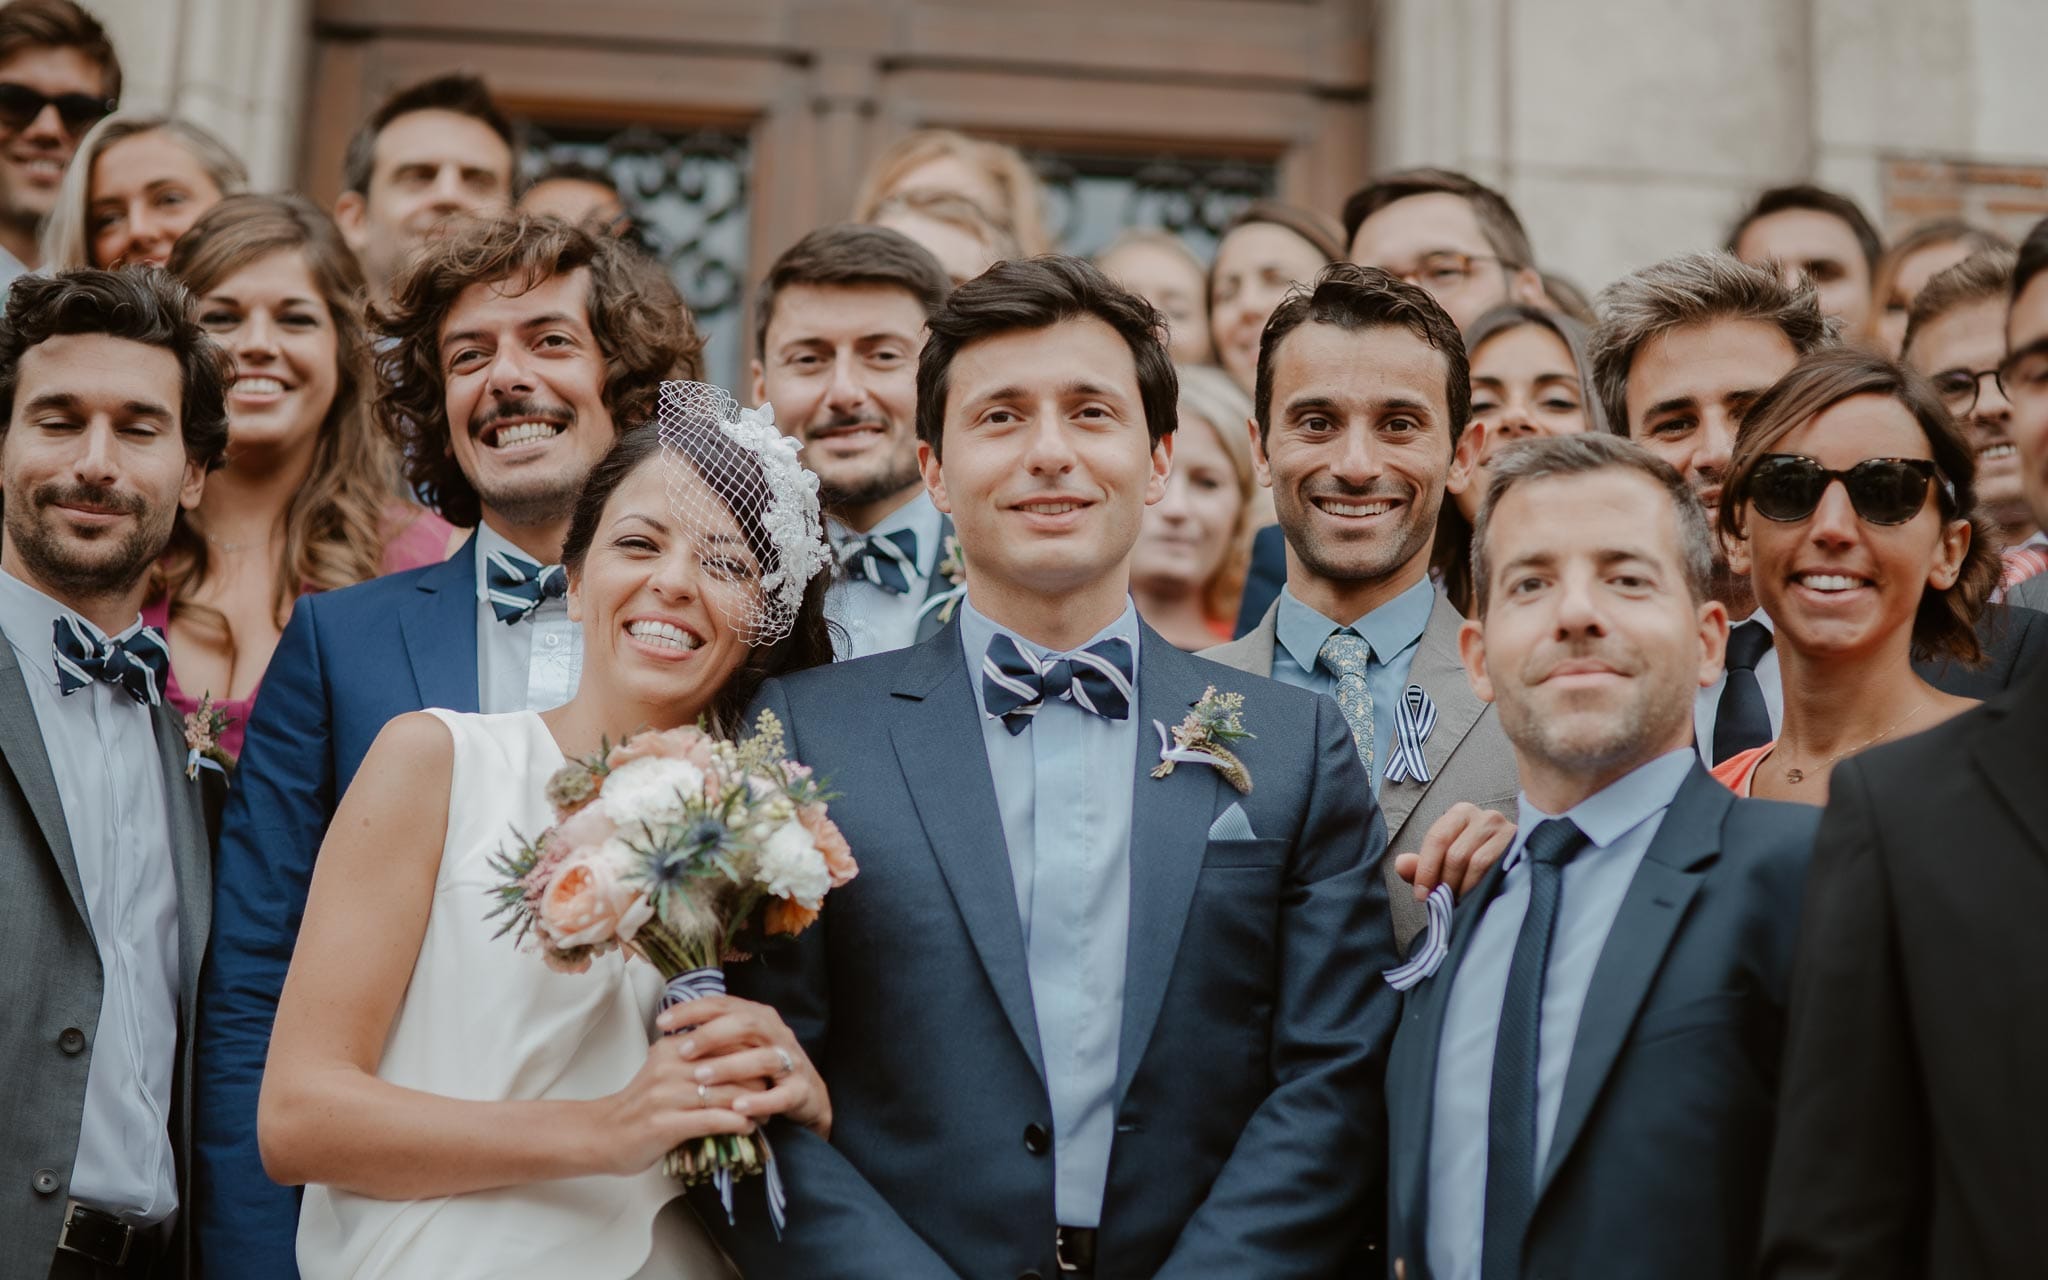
[
  {"xmin": 756, "ymin": 818, "xmax": 831, "ymax": 908},
  {"xmin": 599, "ymin": 756, "xmax": 705, "ymax": 829}
]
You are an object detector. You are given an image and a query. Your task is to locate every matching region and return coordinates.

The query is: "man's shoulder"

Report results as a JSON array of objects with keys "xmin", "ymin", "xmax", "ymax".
[
  {"xmin": 299, "ymin": 557, "xmax": 458, "ymax": 627},
  {"xmin": 764, "ymin": 643, "xmax": 931, "ymax": 706}
]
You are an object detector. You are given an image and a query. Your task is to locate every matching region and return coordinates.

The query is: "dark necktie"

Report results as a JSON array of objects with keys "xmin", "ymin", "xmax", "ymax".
[
  {"xmin": 838, "ymin": 528, "xmax": 919, "ymax": 596},
  {"xmin": 1712, "ymin": 620, "xmax": 1774, "ymax": 764},
  {"xmin": 485, "ymin": 548, "xmax": 568, "ymax": 624},
  {"xmin": 980, "ymin": 631, "xmax": 1134, "ymax": 735},
  {"xmin": 1481, "ymin": 817, "xmax": 1591, "ymax": 1280},
  {"xmin": 53, "ymin": 616, "xmax": 170, "ymax": 706}
]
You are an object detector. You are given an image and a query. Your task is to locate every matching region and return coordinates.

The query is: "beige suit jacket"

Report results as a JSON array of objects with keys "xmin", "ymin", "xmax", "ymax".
[{"xmin": 1202, "ymin": 591, "xmax": 1520, "ymax": 953}]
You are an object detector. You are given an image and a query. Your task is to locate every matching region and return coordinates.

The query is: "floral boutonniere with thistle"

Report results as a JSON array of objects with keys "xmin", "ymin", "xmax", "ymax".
[
  {"xmin": 921, "ymin": 533, "xmax": 969, "ymax": 626},
  {"xmin": 183, "ymin": 693, "xmax": 233, "ymax": 781},
  {"xmin": 1151, "ymin": 685, "xmax": 1254, "ymax": 794}
]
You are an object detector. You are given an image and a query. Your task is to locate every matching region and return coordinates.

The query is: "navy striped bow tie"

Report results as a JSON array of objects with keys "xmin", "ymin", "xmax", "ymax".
[
  {"xmin": 53, "ymin": 616, "xmax": 170, "ymax": 706},
  {"xmin": 981, "ymin": 631, "xmax": 1135, "ymax": 735},
  {"xmin": 486, "ymin": 548, "xmax": 568, "ymax": 624},
  {"xmin": 838, "ymin": 528, "xmax": 919, "ymax": 595}
]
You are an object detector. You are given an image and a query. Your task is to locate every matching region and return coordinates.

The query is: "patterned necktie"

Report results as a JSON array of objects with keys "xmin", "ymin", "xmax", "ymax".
[
  {"xmin": 1481, "ymin": 817, "xmax": 1591, "ymax": 1280},
  {"xmin": 485, "ymin": 548, "xmax": 568, "ymax": 624},
  {"xmin": 981, "ymin": 631, "xmax": 1134, "ymax": 735},
  {"xmin": 1712, "ymin": 620, "xmax": 1774, "ymax": 764},
  {"xmin": 838, "ymin": 528, "xmax": 919, "ymax": 596},
  {"xmin": 52, "ymin": 616, "xmax": 170, "ymax": 706},
  {"xmin": 1319, "ymin": 630, "xmax": 1376, "ymax": 779}
]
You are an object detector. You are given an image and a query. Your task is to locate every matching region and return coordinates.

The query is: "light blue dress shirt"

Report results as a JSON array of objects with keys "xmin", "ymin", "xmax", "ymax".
[
  {"xmin": 825, "ymin": 490, "xmax": 945, "ymax": 658},
  {"xmin": 960, "ymin": 597, "xmax": 1140, "ymax": 1229},
  {"xmin": 1268, "ymin": 575, "xmax": 1435, "ymax": 792},
  {"xmin": 471, "ymin": 523, "xmax": 582, "ymax": 712},
  {"xmin": 1423, "ymin": 747, "xmax": 1696, "ymax": 1280}
]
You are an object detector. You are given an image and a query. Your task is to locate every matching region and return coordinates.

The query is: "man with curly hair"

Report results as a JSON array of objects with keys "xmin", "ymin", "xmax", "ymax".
[{"xmin": 191, "ymin": 213, "xmax": 702, "ymax": 1280}]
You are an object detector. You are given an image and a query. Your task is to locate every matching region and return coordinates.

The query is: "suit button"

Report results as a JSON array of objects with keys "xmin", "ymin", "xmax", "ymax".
[
  {"xmin": 1022, "ymin": 1123, "xmax": 1051, "ymax": 1155},
  {"xmin": 58, "ymin": 1027, "xmax": 85, "ymax": 1054},
  {"xmin": 32, "ymin": 1168, "xmax": 59, "ymax": 1194}
]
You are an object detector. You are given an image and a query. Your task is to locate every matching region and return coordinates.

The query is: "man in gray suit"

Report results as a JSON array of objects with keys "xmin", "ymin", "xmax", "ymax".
[
  {"xmin": 1205, "ymin": 263, "xmax": 1518, "ymax": 952},
  {"xmin": 711, "ymin": 257, "xmax": 1398, "ymax": 1278},
  {"xmin": 0, "ymin": 270, "xmax": 227, "ymax": 1278},
  {"xmin": 1384, "ymin": 434, "xmax": 1818, "ymax": 1280}
]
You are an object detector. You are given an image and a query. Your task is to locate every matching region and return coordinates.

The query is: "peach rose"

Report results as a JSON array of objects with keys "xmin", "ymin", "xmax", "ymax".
[
  {"xmin": 798, "ymin": 802, "xmax": 857, "ymax": 889},
  {"xmin": 763, "ymin": 896, "xmax": 821, "ymax": 936},
  {"xmin": 605, "ymin": 725, "xmax": 720, "ymax": 774},
  {"xmin": 538, "ymin": 841, "xmax": 648, "ymax": 949}
]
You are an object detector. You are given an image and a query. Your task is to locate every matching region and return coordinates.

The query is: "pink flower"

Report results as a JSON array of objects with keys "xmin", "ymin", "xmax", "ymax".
[
  {"xmin": 606, "ymin": 725, "xmax": 719, "ymax": 774},
  {"xmin": 798, "ymin": 802, "xmax": 857, "ymax": 889},
  {"xmin": 550, "ymin": 800, "xmax": 618, "ymax": 855},
  {"xmin": 538, "ymin": 842, "xmax": 648, "ymax": 949}
]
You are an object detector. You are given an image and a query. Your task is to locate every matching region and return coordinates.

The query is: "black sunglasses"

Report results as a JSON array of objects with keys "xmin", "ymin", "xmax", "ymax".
[
  {"xmin": 0, "ymin": 82, "xmax": 117, "ymax": 133},
  {"xmin": 1746, "ymin": 454, "xmax": 1953, "ymax": 527}
]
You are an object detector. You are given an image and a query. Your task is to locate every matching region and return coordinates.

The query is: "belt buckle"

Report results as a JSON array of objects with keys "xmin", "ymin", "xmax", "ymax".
[{"xmin": 59, "ymin": 1200, "xmax": 133, "ymax": 1267}]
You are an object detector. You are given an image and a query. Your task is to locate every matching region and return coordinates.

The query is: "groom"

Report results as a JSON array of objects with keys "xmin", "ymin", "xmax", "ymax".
[{"xmin": 716, "ymin": 257, "xmax": 1398, "ymax": 1277}]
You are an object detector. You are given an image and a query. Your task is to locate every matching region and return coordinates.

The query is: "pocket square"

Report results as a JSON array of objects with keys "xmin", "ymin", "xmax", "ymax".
[
  {"xmin": 1207, "ymin": 801, "xmax": 1257, "ymax": 842},
  {"xmin": 1383, "ymin": 883, "xmax": 1453, "ymax": 991}
]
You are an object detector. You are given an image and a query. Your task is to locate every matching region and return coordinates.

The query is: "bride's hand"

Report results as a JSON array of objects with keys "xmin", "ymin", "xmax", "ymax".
[
  {"xmin": 592, "ymin": 1038, "xmax": 756, "ymax": 1176},
  {"xmin": 658, "ymin": 995, "xmax": 833, "ymax": 1140}
]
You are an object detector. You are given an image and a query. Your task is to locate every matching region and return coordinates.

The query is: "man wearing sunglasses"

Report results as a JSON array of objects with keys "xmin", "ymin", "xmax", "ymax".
[{"xmin": 0, "ymin": 0, "xmax": 117, "ymax": 294}]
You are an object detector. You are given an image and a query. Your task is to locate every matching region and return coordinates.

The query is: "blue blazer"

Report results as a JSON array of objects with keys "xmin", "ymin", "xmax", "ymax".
[
  {"xmin": 1383, "ymin": 765, "xmax": 1819, "ymax": 1280},
  {"xmin": 704, "ymin": 620, "xmax": 1401, "ymax": 1279},
  {"xmin": 192, "ymin": 537, "xmax": 481, "ymax": 1279}
]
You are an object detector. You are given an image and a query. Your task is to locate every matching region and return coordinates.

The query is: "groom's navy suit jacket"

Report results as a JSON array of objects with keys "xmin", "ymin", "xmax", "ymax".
[
  {"xmin": 193, "ymin": 537, "xmax": 482, "ymax": 1279},
  {"xmin": 1383, "ymin": 765, "xmax": 1818, "ymax": 1280},
  {"xmin": 711, "ymin": 620, "xmax": 1400, "ymax": 1279}
]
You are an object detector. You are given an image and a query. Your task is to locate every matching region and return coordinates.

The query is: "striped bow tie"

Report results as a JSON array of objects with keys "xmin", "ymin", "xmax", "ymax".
[
  {"xmin": 981, "ymin": 631, "xmax": 1135, "ymax": 735},
  {"xmin": 838, "ymin": 528, "xmax": 919, "ymax": 595},
  {"xmin": 486, "ymin": 548, "xmax": 568, "ymax": 624},
  {"xmin": 53, "ymin": 616, "xmax": 170, "ymax": 706}
]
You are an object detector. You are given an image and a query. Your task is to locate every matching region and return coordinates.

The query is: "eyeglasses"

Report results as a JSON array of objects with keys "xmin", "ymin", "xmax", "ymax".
[
  {"xmin": 0, "ymin": 82, "xmax": 117, "ymax": 134},
  {"xmin": 1389, "ymin": 251, "xmax": 1514, "ymax": 291},
  {"xmin": 1746, "ymin": 454, "xmax": 1952, "ymax": 527},
  {"xmin": 1930, "ymin": 367, "xmax": 2003, "ymax": 416}
]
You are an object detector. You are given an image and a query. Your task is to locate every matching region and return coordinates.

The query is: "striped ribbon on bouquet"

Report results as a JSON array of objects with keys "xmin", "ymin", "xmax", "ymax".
[{"xmin": 661, "ymin": 967, "xmax": 788, "ymax": 1235}]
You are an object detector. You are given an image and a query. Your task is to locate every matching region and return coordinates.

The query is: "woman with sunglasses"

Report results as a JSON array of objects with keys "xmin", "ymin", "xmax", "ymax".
[{"xmin": 1711, "ymin": 347, "xmax": 1999, "ymax": 800}]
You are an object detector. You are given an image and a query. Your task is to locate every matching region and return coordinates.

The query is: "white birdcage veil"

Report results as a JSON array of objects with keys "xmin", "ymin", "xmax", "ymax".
[{"xmin": 654, "ymin": 381, "xmax": 830, "ymax": 646}]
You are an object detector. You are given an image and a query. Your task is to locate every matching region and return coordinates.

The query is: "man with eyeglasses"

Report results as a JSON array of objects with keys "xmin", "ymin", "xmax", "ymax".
[
  {"xmin": 0, "ymin": 0, "xmax": 117, "ymax": 296},
  {"xmin": 1343, "ymin": 168, "xmax": 1547, "ymax": 332}
]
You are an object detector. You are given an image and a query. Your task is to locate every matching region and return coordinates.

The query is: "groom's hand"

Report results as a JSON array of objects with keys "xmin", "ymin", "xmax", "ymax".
[
  {"xmin": 1397, "ymin": 802, "xmax": 1516, "ymax": 900},
  {"xmin": 662, "ymin": 994, "xmax": 833, "ymax": 1139}
]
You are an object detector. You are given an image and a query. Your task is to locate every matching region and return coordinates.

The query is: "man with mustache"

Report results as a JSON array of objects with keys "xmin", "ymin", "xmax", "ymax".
[
  {"xmin": 0, "ymin": 268, "xmax": 227, "ymax": 1277},
  {"xmin": 752, "ymin": 224, "xmax": 957, "ymax": 656},
  {"xmin": 193, "ymin": 215, "xmax": 703, "ymax": 1279},
  {"xmin": 1383, "ymin": 433, "xmax": 1819, "ymax": 1280}
]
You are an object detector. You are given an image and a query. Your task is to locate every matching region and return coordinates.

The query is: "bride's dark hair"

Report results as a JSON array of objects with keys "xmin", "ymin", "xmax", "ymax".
[{"xmin": 561, "ymin": 424, "xmax": 838, "ymax": 734}]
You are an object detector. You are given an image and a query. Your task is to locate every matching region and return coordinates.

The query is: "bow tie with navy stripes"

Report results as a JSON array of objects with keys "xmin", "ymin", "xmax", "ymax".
[
  {"xmin": 838, "ymin": 528, "xmax": 919, "ymax": 595},
  {"xmin": 53, "ymin": 616, "xmax": 170, "ymax": 706},
  {"xmin": 980, "ymin": 631, "xmax": 1135, "ymax": 735},
  {"xmin": 486, "ymin": 548, "xmax": 568, "ymax": 624}
]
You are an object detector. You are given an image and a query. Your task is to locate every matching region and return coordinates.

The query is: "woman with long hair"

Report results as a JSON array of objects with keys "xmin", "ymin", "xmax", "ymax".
[
  {"xmin": 149, "ymin": 193, "xmax": 453, "ymax": 757},
  {"xmin": 851, "ymin": 128, "xmax": 1054, "ymax": 256},
  {"xmin": 1712, "ymin": 348, "xmax": 1997, "ymax": 800},
  {"xmin": 40, "ymin": 112, "xmax": 248, "ymax": 269},
  {"xmin": 263, "ymin": 407, "xmax": 838, "ymax": 1278}
]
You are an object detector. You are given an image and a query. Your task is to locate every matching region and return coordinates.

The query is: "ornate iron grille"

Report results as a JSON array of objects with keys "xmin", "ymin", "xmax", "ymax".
[{"xmin": 1027, "ymin": 150, "xmax": 1278, "ymax": 262}]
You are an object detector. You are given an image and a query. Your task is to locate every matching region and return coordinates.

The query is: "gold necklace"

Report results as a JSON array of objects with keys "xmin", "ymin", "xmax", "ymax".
[{"xmin": 1781, "ymin": 698, "xmax": 1928, "ymax": 784}]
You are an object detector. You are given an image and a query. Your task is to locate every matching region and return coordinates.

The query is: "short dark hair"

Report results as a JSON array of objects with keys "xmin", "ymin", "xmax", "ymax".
[
  {"xmin": 753, "ymin": 223, "xmax": 951, "ymax": 355},
  {"xmin": 376, "ymin": 214, "xmax": 704, "ymax": 528},
  {"xmin": 0, "ymin": 0, "xmax": 120, "ymax": 99},
  {"xmin": 1726, "ymin": 183, "xmax": 1883, "ymax": 278},
  {"xmin": 524, "ymin": 159, "xmax": 618, "ymax": 199},
  {"xmin": 2013, "ymin": 215, "xmax": 2048, "ymax": 308},
  {"xmin": 0, "ymin": 269, "xmax": 229, "ymax": 469},
  {"xmin": 915, "ymin": 254, "xmax": 1176, "ymax": 459},
  {"xmin": 1472, "ymin": 433, "xmax": 1713, "ymax": 617},
  {"xmin": 1341, "ymin": 167, "xmax": 1535, "ymax": 269},
  {"xmin": 342, "ymin": 73, "xmax": 516, "ymax": 197},
  {"xmin": 1902, "ymin": 248, "xmax": 2015, "ymax": 357},
  {"xmin": 1253, "ymin": 262, "xmax": 1469, "ymax": 448}
]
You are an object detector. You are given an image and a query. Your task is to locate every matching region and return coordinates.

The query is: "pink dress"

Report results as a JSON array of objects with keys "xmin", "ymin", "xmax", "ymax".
[{"xmin": 146, "ymin": 504, "xmax": 457, "ymax": 760}]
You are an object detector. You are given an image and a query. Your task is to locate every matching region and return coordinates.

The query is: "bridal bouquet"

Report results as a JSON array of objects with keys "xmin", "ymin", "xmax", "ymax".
[{"xmin": 486, "ymin": 710, "xmax": 855, "ymax": 1226}]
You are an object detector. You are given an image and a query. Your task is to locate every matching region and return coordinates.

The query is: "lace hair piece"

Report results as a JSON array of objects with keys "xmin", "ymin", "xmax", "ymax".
[{"xmin": 654, "ymin": 381, "xmax": 830, "ymax": 646}]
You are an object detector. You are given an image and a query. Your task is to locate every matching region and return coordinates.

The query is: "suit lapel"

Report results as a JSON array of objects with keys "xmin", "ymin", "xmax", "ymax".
[
  {"xmin": 398, "ymin": 534, "xmax": 483, "ymax": 713},
  {"xmin": 151, "ymin": 704, "xmax": 212, "ymax": 1022},
  {"xmin": 1536, "ymin": 765, "xmax": 1722, "ymax": 1196},
  {"xmin": 0, "ymin": 640, "xmax": 89, "ymax": 929},
  {"xmin": 1379, "ymin": 593, "xmax": 1485, "ymax": 842},
  {"xmin": 1114, "ymin": 630, "xmax": 1224, "ymax": 1100},
  {"xmin": 1971, "ymin": 668, "xmax": 2048, "ymax": 868},
  {"xmin": 887, "ymin": 622, "xmax": 1046, "ymax": 1082},
  {"xmin": 913, "ymin": 515, "xmax": 961, "ymax": 646}
]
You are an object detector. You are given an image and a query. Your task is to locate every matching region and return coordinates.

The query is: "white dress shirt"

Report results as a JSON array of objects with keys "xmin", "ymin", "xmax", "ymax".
[
  {"xmin": 0, "ymin": 567, "xmax": 181, "ymax": 1225},
  {"xmin": 825, "ymin": 491, "xmax": 945, "ymax": 659},
  {"xmin": 1693, "ymin": 610, "xmax": 1782, "ymax": 761},
  {"xmin": 472, "ymin": 523, "xmax": 582, "ymax": 713}
]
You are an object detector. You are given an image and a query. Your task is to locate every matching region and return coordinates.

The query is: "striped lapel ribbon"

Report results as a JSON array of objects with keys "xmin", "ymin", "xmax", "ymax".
[
  {"xmin": 980, "ymin": 631, "xmax": 1135, "ymax": 735},
  {"xmin": 1381, "ymin": 684, "xmax": 1438, "ymax": 785},
  {"xmin": 52, "ymin": 615, "xmax": 170, "ymax": 706}
]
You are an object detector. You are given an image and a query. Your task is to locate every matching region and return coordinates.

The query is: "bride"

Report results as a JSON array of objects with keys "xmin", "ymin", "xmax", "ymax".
[{"xmin": 260, "ymin": 386, "xmax": 838, "ymax": 1278}]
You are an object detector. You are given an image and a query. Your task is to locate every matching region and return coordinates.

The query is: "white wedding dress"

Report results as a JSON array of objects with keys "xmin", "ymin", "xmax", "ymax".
[{"xmin": 296, "ymin": 709, "xmax": 736, "ymax": 1280}]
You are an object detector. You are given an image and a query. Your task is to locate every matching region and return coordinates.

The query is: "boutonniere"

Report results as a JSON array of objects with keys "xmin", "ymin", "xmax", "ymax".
[
  {"xmin": 920, "ymin": 534, "xmax": 969, "ymax": 626},
  {"xmin": 1151, "ymin": 685, "xmax": 1254, "ymax": 794},
  {"xmin": 183, "ymin": 693, "xmax": 232, "ymax": 782}
]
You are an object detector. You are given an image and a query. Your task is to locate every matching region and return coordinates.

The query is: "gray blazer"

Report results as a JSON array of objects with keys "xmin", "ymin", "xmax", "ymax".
[
  {"xmin": 1202, "ymin": 593, "xmax": 1519, "ymax": 953},
  {"xmin": 2006, "ymin": 572, "xmax": 2048, "ymax": 614},
  {"xmin": 0, "ymin": 636, "xmax": 214, "ymax": 1279}
]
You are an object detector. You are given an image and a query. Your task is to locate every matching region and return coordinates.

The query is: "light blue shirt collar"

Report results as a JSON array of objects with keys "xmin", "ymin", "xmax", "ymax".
[
  {"xmin": 0, "ymin": 566, "xmax": 147, "ymax": 691},
  {"xmin": 1505, "ymin": 747, "xmax": 1696, "ymax": 872},
  {"xmin": 959, "ymin": 596, "xmax": 1142, "ymax": 722},
  {"xmin": 1274, "ymin": 574, "xmax": 1435, "ymax": 675}
]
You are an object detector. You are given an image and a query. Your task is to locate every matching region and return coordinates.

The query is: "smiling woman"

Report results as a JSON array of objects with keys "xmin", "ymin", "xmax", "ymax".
[{"xmin": 38, "ymin": 112, "xmax": 247, "ymax": 270}]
